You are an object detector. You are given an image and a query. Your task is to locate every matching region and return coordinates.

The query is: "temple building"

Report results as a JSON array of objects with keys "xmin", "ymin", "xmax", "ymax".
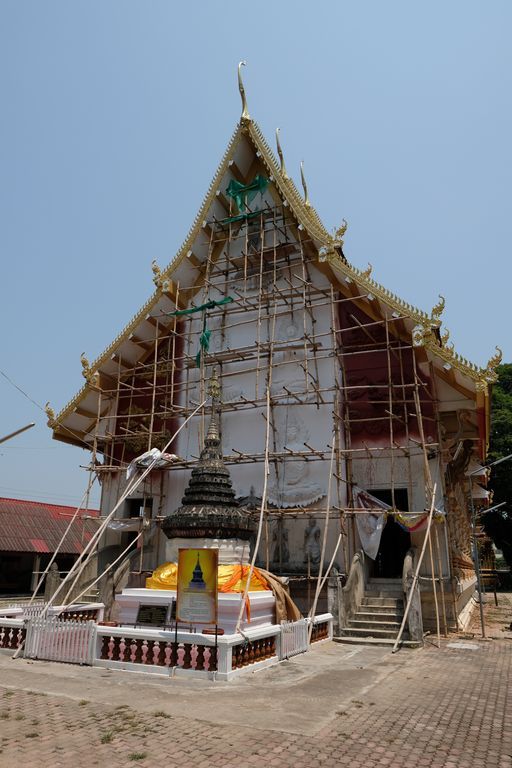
[{"xmin": 47, "ymin": 68, "xmax": 501, "ymax": 641}]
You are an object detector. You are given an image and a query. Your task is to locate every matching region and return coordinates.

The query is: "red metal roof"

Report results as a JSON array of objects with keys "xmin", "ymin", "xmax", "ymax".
[{"xmin": 0, "ymin": 498, "xmax": 100, "ymax": 555}]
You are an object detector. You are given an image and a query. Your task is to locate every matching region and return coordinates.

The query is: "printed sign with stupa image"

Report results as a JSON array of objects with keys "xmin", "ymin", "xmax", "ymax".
[{"xmin": 176, "ymin": 548, "xmax": 218, "ymax": 625}]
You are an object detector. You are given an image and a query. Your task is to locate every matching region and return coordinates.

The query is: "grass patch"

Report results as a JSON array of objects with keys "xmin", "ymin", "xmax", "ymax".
[
  {"xmin": 152, "ymin": 710, "xmax": 170, "ymax": 719},
  {"xmin": 100, "ymin": 731, "xmax": 114, "ymax": 744},
  {"xmin": 2, "ymin": 692, "xmax": 14, "ymax": 698},
  {"xmin": 114, "ymin": 704, "xmax": 130, "ymax": 711},
  {"xmin": 14, "ymin": 713, "xmax": 25, "ymax": 721},
  {"xmin": 25, "ymin": 732, "xmax": 39, "ymax": 739},
  {"xmin": 128, "ymin": 753, "xmax": 147, "ymax": 762},
  {"xmin": 0, "ymin": 711, "xmax": 9, "ymax": 720},
  {"xmin": 79, "ymin": 699, "xmax": 89, "ymax": 706}
]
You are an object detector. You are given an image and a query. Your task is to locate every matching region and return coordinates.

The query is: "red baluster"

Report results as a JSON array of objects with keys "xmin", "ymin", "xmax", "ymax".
[
  {"xmin": 196, "ymin": 645, "xmax": 205, "ymax": 671},
  {"xmin": 182, "ymin": 643, "xmax": 192, "ymax": 669}
]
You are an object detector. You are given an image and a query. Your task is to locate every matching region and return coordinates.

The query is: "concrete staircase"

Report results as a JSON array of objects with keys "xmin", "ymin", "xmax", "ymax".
[{"xmin": 336, "ymin": 578, "xmax": 421, "ymax": 647}]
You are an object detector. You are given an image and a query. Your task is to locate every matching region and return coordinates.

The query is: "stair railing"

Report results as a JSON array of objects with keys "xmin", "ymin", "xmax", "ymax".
[
  {"xmin": 340, "ymin": 550, "xmax": 371, "ymax": 630},
  {"xmin": 402, "ymin": 547, "xmax": 424, "ymax": 644}
]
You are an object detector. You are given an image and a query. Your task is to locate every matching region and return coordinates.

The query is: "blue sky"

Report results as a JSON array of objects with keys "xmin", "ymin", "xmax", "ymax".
[{"xmin": 1, "ymin": 1, "xmax": 511, "ymax": 506}]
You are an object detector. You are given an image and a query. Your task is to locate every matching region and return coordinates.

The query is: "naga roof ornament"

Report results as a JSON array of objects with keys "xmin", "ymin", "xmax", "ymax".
[
  {"xmin": 45, "ymin": 402, "xmax": 56, "ymax": 428},
  {"xmin": 151, "ymin": 259, "xmax": 162, "ymax": 286},
  {"xmin": 333, "ymin": 219, "xmax": 348, "ymax": 247},
  {"xmin": 361, "ymin": 263, "xmax": 373, "ymax": 280},
  {"xmin": 430, "ymin": 295, "xmax": 446, "ymax": 327},
  {"xmin": 483, "ymin": 347, "xmax": 503, "ymax": 383}
]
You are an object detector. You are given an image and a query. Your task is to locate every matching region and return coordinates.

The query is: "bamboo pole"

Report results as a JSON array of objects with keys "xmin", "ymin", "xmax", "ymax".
[
  {"xmin": 235, "ymin": 387, "xmax": 271, "ymax": 635},
  {"xmin": 428, "ymin": 528, "xmax": 441, "ymax": 648},
  {"xmin": 435, "ymin": 525, "xmax": 449, "ymax": 636},
  {"xmin": 308, "ymin": 438, "xmax": 336, "ymax": 640}
]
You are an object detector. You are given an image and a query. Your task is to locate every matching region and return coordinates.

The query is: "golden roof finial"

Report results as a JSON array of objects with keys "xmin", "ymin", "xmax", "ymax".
[
  {"xmin": 275, "ymin": 128, "xmax": 288, "ymax": 180},
  {"xmin": 361, "ymin": 263, "xmax": 373, "ymax": 279},
  {"xmin": 45, "ymin": 401, "xmax": 56, "ymax": 427},
  {"xmin": 207, "ymin": 368, "xmax": 221, "ymax": 401},
  {"xmin": 238, "ymin": 61, "xmax": 250, "ymax": 123},
  {"xmin": 440, "ymin": 328, "xmax": 450, "ymax": 346},
  {"xmin": 80, "ymin": 352, "xmax": 91, "ymax": 379},
  {"xmin": 300, "ymin": 161, "xmax": 310, "ymax": 207},
  {"xmin": 431, "ymin": 295, "xmax": 445, "ymax": 326}
]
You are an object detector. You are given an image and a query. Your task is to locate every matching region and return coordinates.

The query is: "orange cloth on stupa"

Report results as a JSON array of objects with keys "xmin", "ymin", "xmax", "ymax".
[{"xmin": 146, "ymin": 562, "xmax": 271, "ymax": 593}]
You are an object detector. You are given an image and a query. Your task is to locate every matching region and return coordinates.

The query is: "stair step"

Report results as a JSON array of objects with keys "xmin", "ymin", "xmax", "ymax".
[
  {"xmin": 362, "ymin": 597, "xmax": 402, "ymax": 608},
  {"xmin": 333, "ymin": 636, "xmax": 422, "ymax": 649},
  {"xmin": 348, "ymin": 619, "xmax": 402, "ymax": 631},
  {"xmin": 358, "ymin": 605, "xmax": 403, "ymax": 615},
  {"xmin": 340, "ymin": 626, "xmax": 402, "ymax": 639},
  {"xmin": 354, "ymin": 611, "xmax": 403, "ymax": 622},
  {"xmin": 364, "ymin": 589, "xmax": 403, "ymax": 600}
]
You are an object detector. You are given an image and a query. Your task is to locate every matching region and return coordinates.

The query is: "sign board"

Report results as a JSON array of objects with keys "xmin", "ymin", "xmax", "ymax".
[
  {"xmin": 135, "ymin": 604, "xmax": 169, "ymax": 627},
  {"xmin": 176, "ymin": 548, "xmax": 218, "ymax": 625}
]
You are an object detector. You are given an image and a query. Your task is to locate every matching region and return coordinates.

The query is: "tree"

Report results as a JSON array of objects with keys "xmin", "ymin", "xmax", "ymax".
[{"xmin": 484, "ymin": 364, "xmax": 512, "ymax": 566}]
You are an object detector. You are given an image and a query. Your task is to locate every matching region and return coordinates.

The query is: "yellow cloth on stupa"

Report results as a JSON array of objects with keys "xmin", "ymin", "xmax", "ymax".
[{"xmin": 146, "ymin": 562, "xmax": 271, "ymax": 593}]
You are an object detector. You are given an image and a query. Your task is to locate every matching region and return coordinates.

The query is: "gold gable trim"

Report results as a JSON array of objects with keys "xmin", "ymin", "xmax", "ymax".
[{"xmin": 52, "ymin": 117, "xmax": 498, "ymax": 436}]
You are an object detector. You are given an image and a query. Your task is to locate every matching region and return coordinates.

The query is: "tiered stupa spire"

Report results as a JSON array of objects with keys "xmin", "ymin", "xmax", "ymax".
[{"xmin": 162, "ymin": 369, "xmax": 256, "ymax": 540}]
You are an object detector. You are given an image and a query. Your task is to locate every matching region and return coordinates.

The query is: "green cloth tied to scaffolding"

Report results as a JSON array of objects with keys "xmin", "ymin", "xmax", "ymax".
[
  {"xmin": 166, "ymin": 296, "xmax": 234, "ymax": 367},
  {"xmin": 219, "ymin": 210, "xmax": 262, "ymax": 226},
  {"xmin": 226, "ymin": 174, "xmax": 268, "ymax": 212},
  {"xmin": 166, "ymin": 297, "xmax": 234, "ymax": 319}
]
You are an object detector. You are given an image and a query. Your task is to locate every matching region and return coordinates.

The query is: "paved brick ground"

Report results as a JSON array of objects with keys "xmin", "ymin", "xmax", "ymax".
[{"xmin": 1, "ymin": 598, "xmax": 511, "ymax": 767}]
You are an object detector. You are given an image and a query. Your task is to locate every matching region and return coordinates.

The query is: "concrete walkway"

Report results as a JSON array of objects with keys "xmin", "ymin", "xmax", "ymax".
[{"xmin": 0, "ymin": 596, "xmax": 511, "ymax": 767}]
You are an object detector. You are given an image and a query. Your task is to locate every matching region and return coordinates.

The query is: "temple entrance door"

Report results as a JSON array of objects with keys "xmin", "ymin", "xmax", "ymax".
[{"xmin": 370, "ymin": 489, "xmax": 411, "ymax": 578}]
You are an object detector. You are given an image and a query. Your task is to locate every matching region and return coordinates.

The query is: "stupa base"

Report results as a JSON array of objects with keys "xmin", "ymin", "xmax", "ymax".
[{"xmin": 115, "ymin": 587, "xmax": 276, "ymax": 634}]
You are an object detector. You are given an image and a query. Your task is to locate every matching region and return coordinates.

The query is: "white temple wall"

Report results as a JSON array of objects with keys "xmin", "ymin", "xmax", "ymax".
[{"xmin": 158, "ymin": 257, "xmax": 348, "ymax": 572}]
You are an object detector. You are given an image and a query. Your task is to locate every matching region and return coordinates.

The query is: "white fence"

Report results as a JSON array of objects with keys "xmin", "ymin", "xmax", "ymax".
[
  {"xmin": 279, "ymin": 618, "xmax": 309, "ymax": 659},
  {"xmin": 25, "ymin": 616, "xmax": 96, "ymax": 665}
]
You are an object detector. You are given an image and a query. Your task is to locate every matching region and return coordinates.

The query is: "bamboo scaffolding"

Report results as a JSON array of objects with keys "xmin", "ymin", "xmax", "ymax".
[{"xmin": 70, "ymin": 184, "xmax": 453, "ymax": 625}]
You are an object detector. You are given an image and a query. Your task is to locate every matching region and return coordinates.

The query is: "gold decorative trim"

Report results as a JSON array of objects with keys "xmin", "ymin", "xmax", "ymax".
[
  {"xmin": 248, "ymin": 121, "xmax": 332, "ymax": 244},
  {"xmin": 325, "ymin": 250, "xmax": 430, "ymax": 324},
  {"xmin": 52, "ymin": 110, "xmax": 496, "ymax": 438}
]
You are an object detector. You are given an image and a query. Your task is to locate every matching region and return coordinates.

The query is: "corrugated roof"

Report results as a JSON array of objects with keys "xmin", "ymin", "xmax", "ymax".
[{"xmin": 0, "ymin": 497, "xmax": 100, "ymax": 554}]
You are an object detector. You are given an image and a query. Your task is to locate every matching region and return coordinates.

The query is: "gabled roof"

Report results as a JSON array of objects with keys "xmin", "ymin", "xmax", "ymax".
[
  {"xmin": 0, "ymin": 497, "xmax": 99, "ymax": 554},
  {"xmin": 48, "ymin": 91, "xmax": 501, "ymax": 449}
]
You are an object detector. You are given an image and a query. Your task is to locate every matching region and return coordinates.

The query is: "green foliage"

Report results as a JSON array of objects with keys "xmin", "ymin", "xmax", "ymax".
[{"xmin": 485, "ymin": 364, "xmax": 512, "ymax": 565}]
